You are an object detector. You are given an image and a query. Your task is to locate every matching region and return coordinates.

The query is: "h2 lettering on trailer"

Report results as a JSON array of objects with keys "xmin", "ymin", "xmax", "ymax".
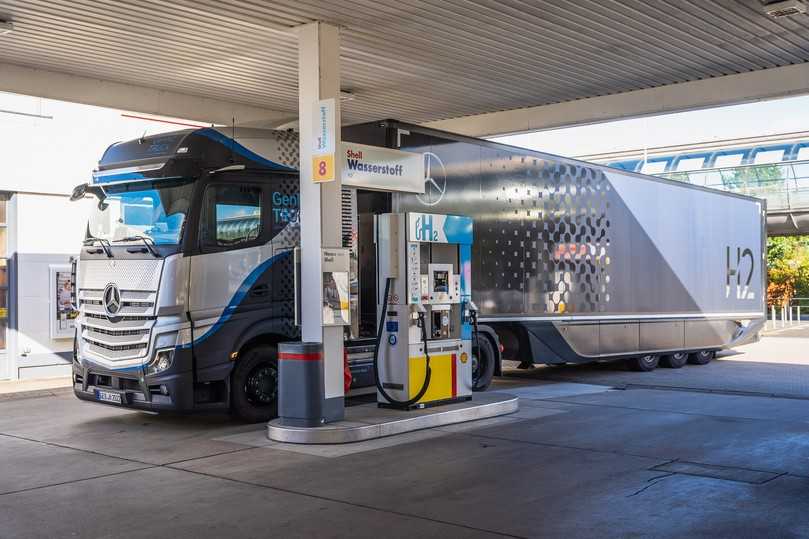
[{"xmin": 726, "ymin": 246, "xmax": 755, "ymax": 300}]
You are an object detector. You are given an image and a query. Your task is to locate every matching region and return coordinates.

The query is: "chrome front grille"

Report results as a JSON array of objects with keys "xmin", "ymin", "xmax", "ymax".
[{"xmin": 78, "ymin": 288, "xmax": 156, "ymax": 361}]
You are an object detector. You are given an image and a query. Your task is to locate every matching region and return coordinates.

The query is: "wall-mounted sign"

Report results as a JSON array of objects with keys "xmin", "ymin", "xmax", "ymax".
[
  {"xmin": 340, "ymin": 142, "xmax": 425, "ymax": 193},
  {"xmin": 311, "ymin": 98, "xmax": 336, "ymax": 183},
  {"xmin": 50, "ymin": 264, "xmax": 78, "ymax": 339}
]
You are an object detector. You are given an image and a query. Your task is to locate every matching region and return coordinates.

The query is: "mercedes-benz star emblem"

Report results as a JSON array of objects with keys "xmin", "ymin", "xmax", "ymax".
[
  {"xmin": 103, "ymin": 283, "xmax": 122, "ymax": 317},
  {"xmin": 417, "ymin": 152, "xmax": 447, "ymax": 207}
]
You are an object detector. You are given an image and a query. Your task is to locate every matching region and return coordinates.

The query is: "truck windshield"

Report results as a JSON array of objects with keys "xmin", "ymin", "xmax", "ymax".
[{"xmin": 87, "ymin": 178, "xmax": 195, "ymax": 245}]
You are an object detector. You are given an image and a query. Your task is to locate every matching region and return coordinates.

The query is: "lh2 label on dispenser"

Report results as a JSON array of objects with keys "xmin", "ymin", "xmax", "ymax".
[{"xmin": 407, "ymin": 213, "xmax": 473, "ymax": 244}]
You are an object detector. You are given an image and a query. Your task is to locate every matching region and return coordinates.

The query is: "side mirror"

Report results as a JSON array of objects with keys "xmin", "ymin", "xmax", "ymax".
[{"xmin": 70, "ymin": 183, "xmax": 88, "ymax": 202}]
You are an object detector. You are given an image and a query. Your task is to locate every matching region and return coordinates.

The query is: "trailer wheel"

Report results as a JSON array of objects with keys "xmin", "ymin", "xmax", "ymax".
[
  {"xmin": 660, "ymin": 352, "xmax": 688, "ymax": 369},
  {"xmin": 231, "ymin": 344, "xmax": 278, "ymax": 423},
  {"xmin": 472, "ymin": 335, "xmax": 496, "ymax": 391},
  {"xmin": 627, "ymin": 354, "xmax": 659, "ymax": 372},
  {"xmin": 688, "ymin": 350, "xmax": 715, "ymax": 365}
]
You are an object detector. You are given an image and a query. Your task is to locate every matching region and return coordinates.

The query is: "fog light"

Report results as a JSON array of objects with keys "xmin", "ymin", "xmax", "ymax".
[{"xmin": 148, "ymin": 348, "xmax": 175, "ymax": 375}]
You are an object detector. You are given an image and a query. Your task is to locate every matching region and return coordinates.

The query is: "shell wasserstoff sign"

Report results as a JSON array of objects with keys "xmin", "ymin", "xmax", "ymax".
[{"xmin": 340, "ymin": 142, "xmax": 425, "ymax": 193}]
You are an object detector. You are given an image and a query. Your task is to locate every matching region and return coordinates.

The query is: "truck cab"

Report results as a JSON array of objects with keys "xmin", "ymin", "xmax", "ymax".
[{"xmin": 72, "ymin": 127, "xmax": 314, "ymax": 421}]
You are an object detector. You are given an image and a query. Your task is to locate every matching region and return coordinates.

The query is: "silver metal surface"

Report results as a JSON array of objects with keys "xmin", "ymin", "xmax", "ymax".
[
  {"xmin": 685, "ymin": 319, "xmax": 739, "ymax": 349},
  {"xmin": 639, "ymin": 320, "xmax": 685, "ymax": 352},
  {"xmin": 1, "ymin": 1, "xmax": 808, "ymax": 124},
  {"xmin": 267, "ymin": 393, "xmax": 519, "ymax": 444},
  {"xmin": 599, "ymin": 322, "xmax": 639, "ymax": 356}
]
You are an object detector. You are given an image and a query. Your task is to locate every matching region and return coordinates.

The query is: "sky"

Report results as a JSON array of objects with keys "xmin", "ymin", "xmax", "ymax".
[{"xmin": 492, "ymin": 94, "xmax": 809, "ymax": 159}]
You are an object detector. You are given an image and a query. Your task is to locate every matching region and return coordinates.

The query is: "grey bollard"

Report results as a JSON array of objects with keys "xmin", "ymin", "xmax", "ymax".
[{"xmin": 277, "ymin": 342, "xmax": 327, "ymax": 427}]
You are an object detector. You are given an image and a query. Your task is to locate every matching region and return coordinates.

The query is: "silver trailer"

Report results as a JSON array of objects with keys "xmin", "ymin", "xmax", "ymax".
[
  {"xmin": 70, "ymin": 121, "xmax": 766, "ymax": 423},
  {"xmin": 344, "ymin": 121, "xmax": 766, "ymax": 372}
]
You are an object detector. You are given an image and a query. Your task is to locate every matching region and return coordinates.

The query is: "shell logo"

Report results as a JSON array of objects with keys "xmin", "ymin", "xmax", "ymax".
[{"xmin": 460, "ymin": 352, "xmax": 469, "ymax": 364}]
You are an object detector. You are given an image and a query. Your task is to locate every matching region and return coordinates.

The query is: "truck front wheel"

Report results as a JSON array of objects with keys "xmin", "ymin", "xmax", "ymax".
[{"xmin": 231, "ymin": 344, "xmax": 278, "ymax": 423}]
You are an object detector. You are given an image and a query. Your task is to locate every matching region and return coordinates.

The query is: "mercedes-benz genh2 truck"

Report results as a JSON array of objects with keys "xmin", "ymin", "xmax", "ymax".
[{"xmin": 71, "ymin": 122, "xmax": 766, "ymax": 422}]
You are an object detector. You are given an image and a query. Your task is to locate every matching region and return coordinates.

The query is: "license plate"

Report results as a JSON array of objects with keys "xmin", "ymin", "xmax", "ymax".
[{"xmin": 95, "ymin": 389, "xmax": 122, "ymax": 404}]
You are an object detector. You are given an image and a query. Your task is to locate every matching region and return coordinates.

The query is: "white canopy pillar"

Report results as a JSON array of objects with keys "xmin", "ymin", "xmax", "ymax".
[{"xmin": 297, "ymin": 21, "xmax": 345, "ymax": 422}]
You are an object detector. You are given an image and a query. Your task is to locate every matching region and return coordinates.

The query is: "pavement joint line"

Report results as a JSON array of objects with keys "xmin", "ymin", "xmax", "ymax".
[
  {"xmin": 161, "ymin": 463, "xmax": 528, "ymax": 539},
  {"xmin": 0, "ymin": 431, "xmax": 155, "ymax": 467},
  {"xmin": 454, "ymin": 428, "xmax": 799, "ymax": 480},
  {"xmin": 626, "ymin": 472, "xmax": 676, "ymax": 498},
  {"xmin": 0, "ymin": 465, "xmax": 158, "ymax": 498},
  {"xmin": 617, "ymin": 383, "xmax": 809, "ymax": 402},
  {"xmin": 0, "ymin": 428, "xmax": 523, "ymax": 537},
  {"xmin": 539, "ymin": 394, "xmax": 809, "ymax": 425}
]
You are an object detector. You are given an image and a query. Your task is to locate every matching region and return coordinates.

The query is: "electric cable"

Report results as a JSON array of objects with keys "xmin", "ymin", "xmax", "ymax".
[{"xmin": 373, "ymin": 277, "xmax": 432, "ymax": 408}]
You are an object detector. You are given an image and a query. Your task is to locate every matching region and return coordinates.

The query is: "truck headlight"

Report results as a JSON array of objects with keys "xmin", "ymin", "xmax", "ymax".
[{"xmin": 148, "ymin": 348, "xmax": 174, "ymax": 375}]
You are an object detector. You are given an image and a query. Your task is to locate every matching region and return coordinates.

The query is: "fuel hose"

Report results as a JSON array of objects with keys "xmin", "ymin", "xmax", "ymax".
[{"xmin": 373, "ymin": 277, "xmax": 432, "ymax": 408}]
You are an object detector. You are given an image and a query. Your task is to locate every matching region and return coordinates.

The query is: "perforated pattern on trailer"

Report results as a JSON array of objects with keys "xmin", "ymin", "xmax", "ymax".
[{"xmin": 481, "ymin": 157, "xmax": 612, "ymax": 314}]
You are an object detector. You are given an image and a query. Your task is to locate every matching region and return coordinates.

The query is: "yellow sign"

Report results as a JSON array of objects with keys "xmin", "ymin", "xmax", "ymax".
[{"xmin": 312, "ymin": 154, "xmax": 335, "ymax": 183}]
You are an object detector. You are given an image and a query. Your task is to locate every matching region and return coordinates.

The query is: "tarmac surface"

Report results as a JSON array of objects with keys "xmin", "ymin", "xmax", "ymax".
[{"xmin": 3, "ymin": 333, "xmax": 809, "ymax": 538}]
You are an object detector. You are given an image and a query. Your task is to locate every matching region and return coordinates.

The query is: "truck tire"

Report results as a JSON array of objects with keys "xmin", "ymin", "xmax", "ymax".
[
  {"xmin": 472, "ymin": 335, "xmax": 496, "ymax": 391},
  {"xmin": 660, "ymin": 352, "xmax": 688, "ymax": 369},
  {"xmin": 688, "ymin": 350, "xmax": 715, "ymax": 365},
  {"xmin": 627, "ymin": 354, "xmax": 659, "ymax": 372},
  {"xmin": 231, "ymin": 344, "xmax": 278, "ymax": 423}
]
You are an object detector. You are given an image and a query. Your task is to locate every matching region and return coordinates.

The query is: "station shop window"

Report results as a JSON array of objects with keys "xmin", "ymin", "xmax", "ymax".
[{"xmin": 201, "ymin": 184, "xmax": 263, "ymax": 249}]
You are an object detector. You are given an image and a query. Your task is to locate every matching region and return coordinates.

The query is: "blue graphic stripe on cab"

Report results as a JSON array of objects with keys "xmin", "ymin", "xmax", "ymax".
[
  {"xmin": 197, "ymin": 128, "xmax": 297, "ymax": 171},
  {"xmin": 185, "ymin": 250, "xmax": 291, "ymax": 348}
]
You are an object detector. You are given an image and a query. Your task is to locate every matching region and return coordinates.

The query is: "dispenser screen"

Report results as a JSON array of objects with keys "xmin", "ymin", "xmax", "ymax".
[{"xmin": 433, "ymin": 270, "xmax": 449, "ymax": 293}]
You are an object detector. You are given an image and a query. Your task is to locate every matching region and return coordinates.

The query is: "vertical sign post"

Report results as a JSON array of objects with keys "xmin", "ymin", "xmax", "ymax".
[{"xmin": 297, "ymin": 22, "xmax": 345, "ymax": 423}]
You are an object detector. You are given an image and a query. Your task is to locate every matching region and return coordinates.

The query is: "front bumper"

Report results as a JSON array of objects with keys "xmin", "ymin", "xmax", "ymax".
[{"xmin": 73, "ymin": 362, "xmax": 196, "ymax": 413}]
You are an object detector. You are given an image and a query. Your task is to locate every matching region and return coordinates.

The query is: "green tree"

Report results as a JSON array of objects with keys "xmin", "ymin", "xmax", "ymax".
[{"xmin": 767, "ymin": 236, "xmax": 809, "ymax": 305}]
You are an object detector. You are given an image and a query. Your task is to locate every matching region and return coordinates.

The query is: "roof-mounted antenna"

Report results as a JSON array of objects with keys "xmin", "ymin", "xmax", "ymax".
[{"xmin": 138, "ymin": 128, "xmax": 148, "ymax": 144}]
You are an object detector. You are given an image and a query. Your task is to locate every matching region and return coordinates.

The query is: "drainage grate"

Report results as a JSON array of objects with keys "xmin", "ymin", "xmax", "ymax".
[{"xmin": 651, "ymin": 461, "xmax": 781, "ymax": 485}]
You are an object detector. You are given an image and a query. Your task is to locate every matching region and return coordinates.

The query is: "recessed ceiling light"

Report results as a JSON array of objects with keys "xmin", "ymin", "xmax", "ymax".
[
  {"xmin": 0, "ymin": 20, "xmax": 12, "ymax": 35},
  {"xmin": 763, "ymin": 0, "xmax": 807, "ymax": 18}
]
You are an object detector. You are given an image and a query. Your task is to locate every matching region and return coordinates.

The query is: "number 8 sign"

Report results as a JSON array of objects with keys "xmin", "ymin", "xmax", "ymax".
[{"xmin": 312, "ymin": 154, "xmax": 335, "ymax": 183}]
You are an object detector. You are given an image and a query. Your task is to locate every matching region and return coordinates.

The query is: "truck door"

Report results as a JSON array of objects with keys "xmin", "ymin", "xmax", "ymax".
[{"xmin": 188, "ymin": 176, "xmax": 275, "ymax": 379}]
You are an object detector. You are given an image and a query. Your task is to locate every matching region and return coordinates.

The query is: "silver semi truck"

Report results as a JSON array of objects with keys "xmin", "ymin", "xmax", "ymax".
[{"xmin": 70, "ymin": 122, "xmax": 765, "ymax": 421}]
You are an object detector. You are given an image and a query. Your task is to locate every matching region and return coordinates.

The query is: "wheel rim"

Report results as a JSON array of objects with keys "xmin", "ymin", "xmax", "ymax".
[
  {"xmin": 674, "ymin": 352, "xmax": 687, "ymax": 361},
  {"xmin": 244, "ymin": 362, "xmax": 277, "ymax": 406},
  {"xmin": 642, "ymin": 355, "xmax": 656, "ymax": 365}
]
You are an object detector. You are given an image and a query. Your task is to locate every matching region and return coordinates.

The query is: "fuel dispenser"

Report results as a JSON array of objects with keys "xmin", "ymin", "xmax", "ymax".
[{"xmin": 373, "ymin": 212, "xmax": 475, "ymax": 409}]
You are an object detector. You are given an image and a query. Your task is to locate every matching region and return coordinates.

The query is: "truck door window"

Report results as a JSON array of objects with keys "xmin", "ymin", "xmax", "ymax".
[{"xmin": 201, "ymin": 184, "xmax": 263, "ymax": 249}]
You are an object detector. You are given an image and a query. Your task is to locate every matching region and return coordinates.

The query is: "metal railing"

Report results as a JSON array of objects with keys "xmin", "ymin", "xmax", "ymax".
[
  {"xmin": 767, "ymin": 297, "xmax": 809, "ymax": 329},
  {"xmin": 658, "ymin": 160, "xmax": 809, "ymax": 212}
]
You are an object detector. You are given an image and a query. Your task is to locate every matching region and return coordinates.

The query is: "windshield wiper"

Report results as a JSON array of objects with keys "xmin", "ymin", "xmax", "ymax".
[
  {"xmin": 117, "ymin": 236, "xmax": 161, "ymax": 258},
  {"xmin": 84, "ymin": 236, "xmax": 113, "ymax": 258}
]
